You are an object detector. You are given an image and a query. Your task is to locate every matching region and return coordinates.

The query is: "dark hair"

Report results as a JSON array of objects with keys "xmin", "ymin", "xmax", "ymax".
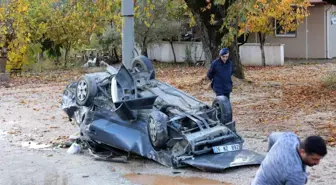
[{"xmin": 300, "ymin": 136, "xmax": 327, "ymax": 156}]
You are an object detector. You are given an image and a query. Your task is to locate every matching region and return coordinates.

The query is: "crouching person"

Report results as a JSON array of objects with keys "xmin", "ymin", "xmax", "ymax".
[{"xmin": 251, "ymin": 132, "xmax": 327, "ymax": 185}]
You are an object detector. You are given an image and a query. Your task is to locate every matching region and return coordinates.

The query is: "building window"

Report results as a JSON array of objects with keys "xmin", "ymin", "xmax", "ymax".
[{"xmin": 275, "ymin": 20, "xmax": 297, "ymax": 37}]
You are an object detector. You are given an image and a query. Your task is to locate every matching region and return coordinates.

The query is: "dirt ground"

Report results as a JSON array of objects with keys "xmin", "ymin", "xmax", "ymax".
[{"xmin": 0, "ymin": 61, "xmax": 335, "ymax": 185}]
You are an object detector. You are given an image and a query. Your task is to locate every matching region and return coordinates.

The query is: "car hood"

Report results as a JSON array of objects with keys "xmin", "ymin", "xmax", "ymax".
[{"xmin": 182, "ymin": 149, "xmax": 264, "ymax": 172}]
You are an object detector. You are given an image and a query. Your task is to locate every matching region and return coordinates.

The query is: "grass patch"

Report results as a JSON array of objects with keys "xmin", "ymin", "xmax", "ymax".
[{"xmin": 322, "ymin": 73, "xmax": 336, "ymax": 89}]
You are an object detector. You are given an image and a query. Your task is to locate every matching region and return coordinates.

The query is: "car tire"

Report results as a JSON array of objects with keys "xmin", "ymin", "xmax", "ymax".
[
  {"xmin": 212, "ymin": 96, "xmax": 232, "ymax": 125},
  {"xmin": 131, "ymin": 56, "xmax": 155, "ymax": 79},
  {"xmin": 75, "ymin": 76, "xmax": 97, "ymax": 106},
  {"xmin": 147, "ymin": 110, "xmax": 169, "ymax": 149}
]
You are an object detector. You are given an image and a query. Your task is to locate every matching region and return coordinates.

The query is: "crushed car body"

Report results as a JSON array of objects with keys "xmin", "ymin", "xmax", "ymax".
[{"xmin": 61, "ymin": 56, "xmax": 264, "ymax": 172}]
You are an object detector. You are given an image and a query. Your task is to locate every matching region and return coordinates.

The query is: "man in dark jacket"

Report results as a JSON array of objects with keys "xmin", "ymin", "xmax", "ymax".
[{"xmin": 207, "ymin": 48, "xmax": 234, "ymax": 100}]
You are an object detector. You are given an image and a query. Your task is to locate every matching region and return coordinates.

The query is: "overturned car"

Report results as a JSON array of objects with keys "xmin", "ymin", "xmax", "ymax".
[{"xmin": 61, "ymin": 56, "xmax": 264, "ymax": 172}]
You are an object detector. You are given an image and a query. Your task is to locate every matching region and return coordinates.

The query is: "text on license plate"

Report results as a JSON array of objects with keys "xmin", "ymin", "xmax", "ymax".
[{"xmin": 212, "ymin": 144, "xmax": 240, "ymax": 153}]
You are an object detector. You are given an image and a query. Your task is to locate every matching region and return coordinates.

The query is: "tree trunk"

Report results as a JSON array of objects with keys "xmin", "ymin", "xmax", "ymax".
[
  {"xmin": 64, "ymin": 44, "xmax": 71, "ymax": 67},
  {"xmin": 141, "ymin": 36, "xmax": 148, "ymax": 57},
  {"xmin": 169, "ymin": 39, "xmax": 177, "ymax": 63},
  {"xmin": 258, "ymin": 32, "xmax": 266, "ymax": 66},
  {"xmin": 229, "ymin": 28, "xmax": 245, "ymax": 79},
  {"xmin": 184, "ymin": 0, "xmax": 227, "ymax": 65},
  {"xmin": 56, "ymin": 55, "xmax": 60, "ymax": 66},
  {"xmin": 64, "ymin": 49, "xmax": 68, "ymax": 67},
  {"xmin": 183, "ymin": 0, "xmax": 244, "ymax": 78},
  {"xmin": 39, "ymin": 52, "xmax": 44, "ymax": 61},
  {"xmin": 37, "ymin": 52, "xmax": 41, "ymax": 73},
  {"xmin": 189, "ymin": 14, "xmax": 221, "ymax": 65},
  {"xmin": 113, "ymin": 48, "xmax": 120, "ymax": 63},
  {"xmin": 141, "ymin": 48, "xmax": 148, "ymax": 57},
  {"xmin": 230, "ymin": 17, "xmax": 245, "ymax": 79},
  {"xmin": 82, "ymin": 50, "xmax": 85, "ymax": 62}
]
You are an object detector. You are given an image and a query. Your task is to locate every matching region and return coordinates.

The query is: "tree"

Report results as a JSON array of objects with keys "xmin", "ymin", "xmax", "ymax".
[
  {"xmin": 184, "ymin": 0, "xmax": 248, "ymax": 79},
  {"xmin": 161, "ymin": 21, "xmax": 183, "ymax": 63},
  {"xmin": 160, "ymin": 0, "xmax": 189, "ymax": 63},
  {"xmin": 98, "ymin": 24, "xmax": 122, "ymax": 63},
  {"xmin": 241, "ymin": 0, "xmax": 310, "ymax": 66},
  {"xmin": 45, "ymin": 1, "xmax": 91, "ymax": 66},
  {"xmin": 28, "ymin": 0, "xmax": 57, "ymax": 65},
  {"xmin": 0, "ymin": 0, "xmax": 46, "ymax": 70},
  {"xmin": 134, "ymin": 0, "xmax": 168, "ymax": 57},
  {"xmin": 38, "ymin": 0, "xmax": 121, "ymax": 66},
  {"xmin": 0, "ymin": 0, "xmax": 121, "ymax": 68},
  {"xmin": 134, "ymin": 0, "xmax": 189, "ymax": 62},
  {"xmin": 221, "ymin": 0, "xmax": 254, "ymax": 79}
]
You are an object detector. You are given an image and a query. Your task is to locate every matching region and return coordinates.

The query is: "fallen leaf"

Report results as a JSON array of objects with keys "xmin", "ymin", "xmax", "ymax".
[
  {"xmin": 331, "ymin": 129, "xmax": 336, "ymax": 137},
  {"xmin": 327, "ymin": 137, "xmax": 335, "ymax": 143},
  {"xmin": 19, "ymin": 100, "xmax": 27, "ymax": 104},
  {"xmin": 50, "ymin": 126, "xmax": 59, "ymax": 129}
]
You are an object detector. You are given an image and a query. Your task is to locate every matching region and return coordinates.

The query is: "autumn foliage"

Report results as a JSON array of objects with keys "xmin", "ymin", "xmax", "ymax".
[
  {"xmin": 243, "ymin": 0, "xmax": 310, "ymax": 66},
  {"xmin": 0, "ymin": 0, "xmax": 121, "ymax": 70},
  {"xmin": 243, "ymin": 0, "xmax": 310, "ymax": 34}
]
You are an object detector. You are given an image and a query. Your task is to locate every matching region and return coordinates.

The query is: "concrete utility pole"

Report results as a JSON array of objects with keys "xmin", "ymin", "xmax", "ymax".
[{"xmin": 121, "ymin": 0, "xmax": 135, "ymax": 69}]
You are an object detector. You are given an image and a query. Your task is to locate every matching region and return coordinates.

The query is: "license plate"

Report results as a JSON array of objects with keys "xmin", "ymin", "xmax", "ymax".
[{"xmin": 212, "ymin": 144, "xmax": 240, "ymax": 153}]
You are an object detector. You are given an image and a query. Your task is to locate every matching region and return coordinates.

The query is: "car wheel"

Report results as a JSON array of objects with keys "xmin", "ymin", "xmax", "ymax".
[
  {"xmin": 75, "ymin": 76, "xmax": 97, "ymax": 106},
  {"xmin": 212, "ymin": 96, "xmax": 232, "ymax": 125},
  {"xmin": 131, "ymin": 56, "xmax": 155, "ymax": 79},
  {"xmin": 147, "ymin": 111, "xmax": 169, "ymax": 149}
]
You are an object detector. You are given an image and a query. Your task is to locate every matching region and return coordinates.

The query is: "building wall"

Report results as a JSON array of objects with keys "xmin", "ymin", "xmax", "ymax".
[
  {"xmin": 247, "ymin": 4, "xmax": 327, "ymax": 59},
  {"xmin": 328, "ymin": 5, "xmax": 336, "ymax": 58},
  {"xmin": 239, "ymin": 43, "xmax": 284, "ymax": 66},
  {"xmin": 136, "ymin": 41, "xmax": 206, "ymax": 63}
]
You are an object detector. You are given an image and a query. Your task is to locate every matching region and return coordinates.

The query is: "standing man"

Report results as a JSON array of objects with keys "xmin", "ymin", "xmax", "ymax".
[
  {"xmin": 251, "ymin": 132, "xmax": 327, "ymax": 185},
  {"xmin": 207, "ymin": 48, "xmax": 234, "ymax": 100}
]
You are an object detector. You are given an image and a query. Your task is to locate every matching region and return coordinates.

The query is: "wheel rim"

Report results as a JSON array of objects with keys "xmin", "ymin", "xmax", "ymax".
[
  {"xmin": 134, "ymin": 63, "xmax": 144, "ymax": 72},
  {"xmin": 149, "ymin": 118, "xmax": 157, "ymax": 142},
  {"xmin": 77, "ymin": 80, "xmax": 88, "ymax": 101}
]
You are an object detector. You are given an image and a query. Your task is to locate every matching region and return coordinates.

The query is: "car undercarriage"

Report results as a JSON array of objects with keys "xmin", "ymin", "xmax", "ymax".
[{"xmin": 61, "ymin": 56, "xmax": 264, "ymax": 172}]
